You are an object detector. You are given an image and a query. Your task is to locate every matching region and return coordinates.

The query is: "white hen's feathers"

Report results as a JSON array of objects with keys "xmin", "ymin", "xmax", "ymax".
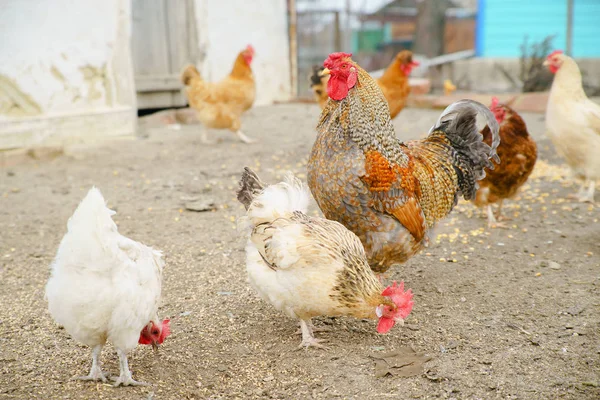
[
  {"xmin": 545, "ymin": 56, "xmax": 600, "ymax": 180},
  {"xmin": 45, "ymin": 187, "xmax": 164, "ymax": 351}
]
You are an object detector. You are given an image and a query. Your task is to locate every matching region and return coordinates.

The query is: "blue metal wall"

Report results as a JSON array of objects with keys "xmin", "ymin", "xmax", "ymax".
[{"xmin": 476, "ymin": 0, "xmax": 600, "ymax": 57}]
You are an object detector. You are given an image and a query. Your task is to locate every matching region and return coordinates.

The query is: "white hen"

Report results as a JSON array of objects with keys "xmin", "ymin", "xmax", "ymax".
[
  {"xmin": 237, "ymin": 168, "xmax": 414, "ymax": 349},
  {"xmin": 45, "ymin": 188, "xmax": 170, "ymax": 387},
  {"xmin": 544, "ymin": 50, "xmax": 600, "ymax": 202}
]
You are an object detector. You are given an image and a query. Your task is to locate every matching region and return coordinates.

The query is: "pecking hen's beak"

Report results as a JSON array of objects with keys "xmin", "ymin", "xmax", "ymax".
[
  {"xmin": 152, "ymin": 341, "xmax": 159, "ymax": 352},
  {"xmin": 542, "ymin": 60, "xmax": 549, "ymax": 67},
  {"xmin": 319, "ymin": 68, "xmax": 331, "ymax": 77}
]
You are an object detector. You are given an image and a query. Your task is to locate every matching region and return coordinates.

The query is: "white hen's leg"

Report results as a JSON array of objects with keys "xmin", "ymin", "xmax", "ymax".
[
  {"xmin": 235, "ymin": 130, "xmax": 255, "ymax": 144},
  {"xmin": 579, "ymin": 180, "xmax": 595, "ymax": 203},
  {"xmin": 295, "ymin": 320, "xmax": 331, "ymax": 334},
  {"xmin": 73, "ymin": 345, "xmax": 107, "ymax": 382},
  {"xmin": 297, "ymin": 319, "xmax": 328, "ymax": 350},
  {"xmin": 112, "ymin": 349, "xmax": 148, "ymax": 387}
]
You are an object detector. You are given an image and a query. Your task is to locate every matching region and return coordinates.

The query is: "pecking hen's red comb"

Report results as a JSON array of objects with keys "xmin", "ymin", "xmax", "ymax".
[
  {"xmin": 158, "ymin": 318, "xmax": 171, "ymax": 343},
  {"xmin": 547, "ymin": 50, "xmax": 563, "ymax": 59},
  {"xmin": 324, "ymin": 52, "xmax": 352, "ymax": 68},
  {"xmin": 382, "ymin": 281, "xmax": 414, "ymax": 318}
]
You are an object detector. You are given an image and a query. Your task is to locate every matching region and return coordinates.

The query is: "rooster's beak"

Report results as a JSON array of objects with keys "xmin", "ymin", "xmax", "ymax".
[
  {"xmin": 542, "ymin": 60, "xmax": 549, "ymax": 67},
  {"xmin": 319, "ymin": 68, "xmax": 331, "ymax": 77},
  {"xmin": 152, "ymin": 341, "xmax": 158, "ymax": 352}
]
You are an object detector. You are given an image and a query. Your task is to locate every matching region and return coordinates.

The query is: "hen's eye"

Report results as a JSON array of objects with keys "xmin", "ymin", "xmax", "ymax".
[{"xmin": 152, "ymin": 330, "xmax": 159, "ymax": 335}]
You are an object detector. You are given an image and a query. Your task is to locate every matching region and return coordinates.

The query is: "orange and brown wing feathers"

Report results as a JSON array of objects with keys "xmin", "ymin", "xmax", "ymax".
[{"xmin": 362, "ymin": 150, "xmax": 426, "ymax": 242}]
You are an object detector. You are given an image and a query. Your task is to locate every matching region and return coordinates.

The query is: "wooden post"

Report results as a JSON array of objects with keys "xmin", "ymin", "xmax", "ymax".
[
  {"xmin": 334, "ymin": 11, "xmax": 341, "ymax": 51},
  {"xmin": 566, "ymin": 0, "xmax": 573, "ymax": 56},
  {"xmin": 288, "ymin": 0, "xmax": 298, "ymax": 98}
]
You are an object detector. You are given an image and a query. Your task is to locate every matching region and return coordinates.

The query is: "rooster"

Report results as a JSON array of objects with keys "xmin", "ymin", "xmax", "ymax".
[
  {"xmin": 544, "ymin": 50, "xmax": 600, "ymax": 203},
  {"xmin": 309, "ymin": 50, "xmax": 419, "ymax": 119},
  {"xmin": 475, "ymin": 97, "xmax": 537, "ymax": 228},
  {"xmin": 45, "ymin": 188, "xmax": 170, "ymax": 386},
  {"xmin": 307, "ymin": 52, "xmax": 499, "ymax": 274},
  {"xmin": 237, "ymin": 168, "xmax": 414, "ymax": 349},
  {"xmin": 181, "ymin": 45, "xmax": 256, "ymax": 143}
]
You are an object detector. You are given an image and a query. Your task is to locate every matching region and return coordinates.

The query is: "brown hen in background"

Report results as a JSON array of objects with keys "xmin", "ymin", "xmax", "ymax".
[
  {"xmin": 474, "ymin": 97, "xmax": 537, "ymax": 228},
  {"xmin": 181, "ymin": 45, "xmax": 256, "ymax": 143}
]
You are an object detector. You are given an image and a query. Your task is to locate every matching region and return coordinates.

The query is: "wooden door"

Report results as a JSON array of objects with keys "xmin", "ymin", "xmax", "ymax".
[{"xmin": 131, "ymin": 0, "xmax": 198, "ymax": 109}]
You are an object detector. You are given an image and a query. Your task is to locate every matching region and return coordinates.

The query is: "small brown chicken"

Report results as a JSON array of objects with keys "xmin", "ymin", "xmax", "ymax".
[
  {"xmin": 308, "ymin": 52, "xmax": 499, "ymax": 274},
  {"xmin": 181, "ymin": 45, "xmax": 256, "ymax": 143},
  {"xmin": 475, "ymin": 97, "xmax": 537, "ymax": 228},
  {"xmin": 237, "ymin": 168, "xmax": 414, "ymax": 349},
  {"xmin": 309, "ymin": 50, "xmax": 419, "ymax": 119},
  {"xmin": 309, "ymin": 65, "xmax": 329, "ymax": 109},
  {"xmin": 376, "ymin": 50, "xmax": 419, "ymax": 119}
]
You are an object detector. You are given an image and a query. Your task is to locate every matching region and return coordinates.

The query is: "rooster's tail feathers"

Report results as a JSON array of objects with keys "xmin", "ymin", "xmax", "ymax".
[
  {"xmin": 428, "ymin": 99, "xmax": 500, "ymax": 200},
  {"xmin": 181, "ymin": 64, "xmax": 201, "ymax": 86}
]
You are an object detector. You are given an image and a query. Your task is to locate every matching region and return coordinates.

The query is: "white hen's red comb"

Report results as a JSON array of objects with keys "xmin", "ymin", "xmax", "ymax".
[{"xmin": 547, "ymin": 50, "xmax": 563, "ymax": 59}]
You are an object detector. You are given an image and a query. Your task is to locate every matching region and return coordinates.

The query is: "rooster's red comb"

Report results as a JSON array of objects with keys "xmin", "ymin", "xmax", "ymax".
[
  {"xmin": 547, "ymin": 50, "xmax": 563, "ymax": 59},
  {"xmin": 324, "ymin": 52, "xmax": 353, "ymax": 69},
  {"xmin": 246, "ymin": 44, "xmax": 255, "ymax": 54}
]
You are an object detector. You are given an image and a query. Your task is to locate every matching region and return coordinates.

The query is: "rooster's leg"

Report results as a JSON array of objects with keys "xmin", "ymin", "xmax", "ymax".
[
  {"xmin": 579, "ymin": 180, "xmax": 595, "ymax": 203},
  {"xmin": 112, "ymin": 349, "xmax": 148, "ymax": 387},
  {"xmin": 297, "ymin": 319, "xmax": 328, "ymax": 350},
  {"xmin": 73, "ymin": 345, "xmax": 107, "ymax": 382},
  {"xmin": 235, "ymin": 130, "xmax": 255, "ymax": 144}
]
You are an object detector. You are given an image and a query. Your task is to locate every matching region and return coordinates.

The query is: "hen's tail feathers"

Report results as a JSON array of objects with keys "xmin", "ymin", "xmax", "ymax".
[
  {"xmin": 237, "ymin": 167, "xmax": 265, "ymax": 210},
  {"xmin": 181, "ymin": 64, "xmax": 201, "ymax": 86},
  {"xmin": 67, "ymin": 187, "xmax": 116, "ymax": 235},
  {"xmin": 309, "ymin": 65, "xmax": 325, "ymax": 88},
  {"xmin": 428, "ymin": 99, "xmax": 500, "ymax": 200},
  {"xmin": 237, "ymin": 168, "xmax": 310, "ymax": 232}
]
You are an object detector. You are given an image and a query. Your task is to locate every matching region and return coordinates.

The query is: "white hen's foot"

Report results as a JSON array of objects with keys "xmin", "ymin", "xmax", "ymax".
[
  {"xmin": 112, "ymin": 373, "xmax": 148, "ymax": 387},
  {"xmin": 235, "ymin": 130, "xmax": 255, "ymax": 144},
  {"xmin": 112, "ymin": 349, "xmax": 148, "ymax": 387},
  {"xmin": 73, "ymin": 366, "xmax": 107, "ymax": 382},
  {"xmin": 73, "ymin": 345, "xmax": 107, "ymax": 382},
  {"xmin": 296, "ymin": 319, "xmax": 329, "ymax": 350}
]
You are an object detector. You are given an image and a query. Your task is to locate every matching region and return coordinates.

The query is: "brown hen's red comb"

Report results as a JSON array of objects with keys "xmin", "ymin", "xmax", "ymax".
[
  {"xmin": 490, "ymin": 96, "xmax": 500, "ymax": 109},
  {"xmin": 547, "ymin": 50, "xmax": 563, "ymax": 59},
  {"xmin": 246, "ymin": 44, "xmax": 255, "ymax": 54},
  {"xmin": 324, "ymin": 52, "xmax": 352, "ymax": 68}
]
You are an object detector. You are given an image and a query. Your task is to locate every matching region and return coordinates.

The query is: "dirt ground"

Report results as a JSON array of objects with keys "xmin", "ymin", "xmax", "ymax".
[{"xmin": 0, "ymin": 104, "xmax": 599, "ymax": 400}]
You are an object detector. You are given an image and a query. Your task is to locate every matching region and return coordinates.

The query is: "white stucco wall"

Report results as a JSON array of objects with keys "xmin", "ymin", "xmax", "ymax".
[
  {"xmin": 0, "ymin": 0, "xmax": 136, "ymax": 149},
  {"xmin": 193, "ymin": 0, "xmax": 292, "ymax": 106}
]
